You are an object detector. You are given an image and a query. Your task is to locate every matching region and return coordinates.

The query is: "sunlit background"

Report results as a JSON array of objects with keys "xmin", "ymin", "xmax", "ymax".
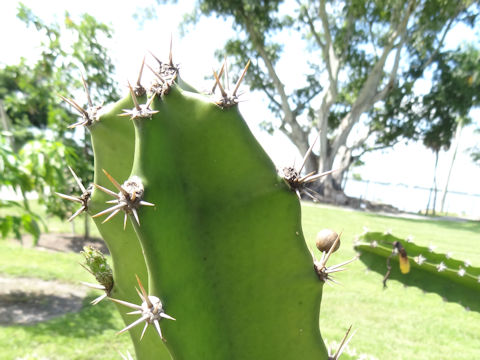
[{"xmin": 1, "ymin": 0, "xmax": 479, "ymax": 218}]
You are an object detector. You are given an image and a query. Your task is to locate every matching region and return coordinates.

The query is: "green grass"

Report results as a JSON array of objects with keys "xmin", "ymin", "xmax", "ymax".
[
  {"xmin": 0, "ymin": 295, "xmax": 132, "ymax": 360},
  {"xmin": 0, "ymin": 202, "xmax": 479, "ymax": 359},
  {"xmin": 0, "ymin": 240, "xmax": 133, "ymax": 359},
  {"xmin": 0, "ymin": 240, "xmax": 89, "ymax": 282},
  {"xmin": 301, "ymin": 203, "xmax": 480, "ymax": 360}
]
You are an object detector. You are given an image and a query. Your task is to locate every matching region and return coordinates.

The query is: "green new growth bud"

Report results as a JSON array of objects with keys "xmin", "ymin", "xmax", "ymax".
[{"xmin": 81, "ymin": 245, "xmax": 113, "ymax": 293}]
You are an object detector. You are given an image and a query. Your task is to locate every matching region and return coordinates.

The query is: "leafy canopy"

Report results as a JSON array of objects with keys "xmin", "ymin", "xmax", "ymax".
[
  {"xmin": 169, "ymin": 0, "xmax": 479, "ymax": 179},
  {"xmin": 0, "ymin": 4, "xmax": 118, "ymax": 241}
]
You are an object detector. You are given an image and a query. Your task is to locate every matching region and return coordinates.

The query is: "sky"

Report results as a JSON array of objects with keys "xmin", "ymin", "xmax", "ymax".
[{"xmin": 1, "ymin": 0, "xmax": 479, "ymax": 217}]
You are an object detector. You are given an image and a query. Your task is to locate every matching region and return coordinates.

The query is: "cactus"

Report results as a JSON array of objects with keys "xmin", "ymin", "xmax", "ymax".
[
  {"xmin": 58, "ymin": 49, "xmax": 356, "ymax": 359},
  {"xmin": 354, "ymin": 231, "xmax": 480, "ymax": 312}
]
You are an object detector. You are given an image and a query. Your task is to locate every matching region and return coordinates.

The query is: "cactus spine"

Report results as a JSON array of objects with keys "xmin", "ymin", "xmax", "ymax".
[{"xmin": 59, "ymin": 49, "xmax": 354, "ymax": 359}]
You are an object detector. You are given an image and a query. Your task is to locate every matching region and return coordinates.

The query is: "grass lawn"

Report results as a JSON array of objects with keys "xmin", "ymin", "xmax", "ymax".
[
  {"xmin": 301, "ymin": 203, "xmax": 480, "ymax": 360},
  {"xmin": 0, "ymin": 202, "xmax": 479, "ymax": 359},
  {"xmin": 0, "ymin": 240, "xmax": 133, "ymax": 360}
]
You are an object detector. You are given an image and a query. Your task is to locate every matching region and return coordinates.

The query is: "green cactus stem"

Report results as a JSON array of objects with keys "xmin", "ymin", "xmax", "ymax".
[
  {"xmin": 88, "ymin": 92, "xmax": 171, "ymax": 359},
  {"xmin": 59, "ymin": 50, "xmax": 355, "ymax": 360},
  {"xmin": 60, "ymin": 70, "xmax": 170, "ymax": 359},
  {"xmin": 354, "ymin": 231, "xmax": 480, "ymax": 312},
  {"xmin": 124, "ymin": 79, "xmax": 327, "ymax": 359}
]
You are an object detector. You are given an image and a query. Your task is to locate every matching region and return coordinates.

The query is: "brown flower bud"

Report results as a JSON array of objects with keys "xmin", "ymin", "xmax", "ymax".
[{"xmin": 315, "ymin": 229, "xmax": 340, "ymax": 253}]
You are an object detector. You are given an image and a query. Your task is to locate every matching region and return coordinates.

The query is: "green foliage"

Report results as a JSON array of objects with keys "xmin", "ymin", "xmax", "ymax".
[
  {"xmin": 20, "ymin": 138, "xmax": 86, "ymax": 217},
  {"xmin": 471, "ymin": 142, "xmax": 480, "ymax": 164},
  {"xmin": 63, "ymin": 12, "xmax": 118, "ymax": 104},
  {"xmin": 0, "ymin": 200, "xmax": 41, "ymax": 244},
  {"xmin": 15, "ymin": 3, "xmax": 119, "ymax": 109},
  {"xmin": 373, "ymin": 43, "xmax": 480, "ymax": 153},
  {"xmin": 421, "ymin": 46, "xmax": 480, "ymax": 151},
  {"xmin": 370, "ymin": 80, "xmax": 418, "ymax": 146},
  {"xmin": 0, "ymin": 136, "xmax": 43, "ymax": 244},
  {"xmin": 2, "ymin": 2, "xmax": 117, "ymax": 147},
  {"xmin": 0, "ymin": 5, "xmax": 118, "ymax": 237},
  {"xmin": 162, "ymin": 0, "xmax": 480, "ymax": 184},
  {"xmin": 0, "ymin": 134, "xmax": 30, "ymax": 191},
  {"xmin": 0, "ymin": 131, "xmax": 91, "ymax": 243},
  {"xmin": 195, "ymin": 0, "xmax": 285, "ymax": 33}
]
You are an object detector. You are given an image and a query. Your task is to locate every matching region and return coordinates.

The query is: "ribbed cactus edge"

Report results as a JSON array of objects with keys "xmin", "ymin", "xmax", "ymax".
[{"xmin": 57, "ymin": 50, "xmax": 355, "ymax": 360}]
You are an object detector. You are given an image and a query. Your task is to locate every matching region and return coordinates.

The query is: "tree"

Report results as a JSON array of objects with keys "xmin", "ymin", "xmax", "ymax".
[
  {"xmin": 157, "ymin": 0, "xmax": 479, "ymax": 202},
  {"xmin": 387, "ymin": 45, "xmax": 480, "ymax": 214},
  {"xmin": 0, "ymin": 134, "xmax": 42, "ymax": 243},
  {"xmin": 0, "ymin": 4, "xmax": 118, "ymax": 240},
  {"xmin": 423, "ymin": 46, "xmax": 480, "ymax": 214},
  {"xmin": 439, "ymin": 118, "xmax": 463, "ymax": 213},
  {"xmin": 1, "ymin": 4, "xmax": 118, "ymax": 135}
]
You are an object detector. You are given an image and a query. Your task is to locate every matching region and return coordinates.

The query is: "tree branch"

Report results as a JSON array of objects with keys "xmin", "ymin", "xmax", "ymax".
[
  {"xmin": 242, "ymin": 16, "xmax": 295, "ymax": 125},
  {"xmin": 278, "ymin": 121, "xmax": 311, "ymax": 160},
  {"xmin": 311, "ymin": 0, "xmax": 345, "ymax": 172},
  {"xmin": 339, "ymin": 10, "xmax": 356, "ymax": 63},
  {"xmin": 300, "ymin": 2, "xmax": 325, "ymax": 50},
  {"xmin": 354, "ymin": 140, "xmax": 401, "ymax": 159},
  {"xmin": 330, "ymin": 0, "xmax": 417, "ymax": 158},
  {"xmin": 370, "ymin": 1, "xmax": 463, "ymax": 118},
  {"xmin": 318, "ymin": 0, "xmax": 341, "ymax": 84},
  {"xmin": 239, "ymin": 13, "xmax": 314, "ymax": 164},
  {"xmin": 350, "ymin": 126, "xmax": 372, "ymax": 150},
  {"xmin": 417, "ymin": 7, "xmax": 461, "ymax": 73},
  {"xmin": 293, "ymin": 91, "xmax": 319, "ymax": 116},
  {"xmin": 261, "ymin": 84, "xmax": 283, "ymax": 111},
  {"xmin": 372, "ymin": 34, "xmax": 407, "ymax": 104}
]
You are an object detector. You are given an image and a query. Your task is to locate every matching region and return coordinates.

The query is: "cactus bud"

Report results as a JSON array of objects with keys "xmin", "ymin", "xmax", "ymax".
[
  {"xmin": 81, "ymin": 246, "xmax": 113, "ymax": 294},
  {"xmin": 316, "ymin": 229, "xmax": 340, "ymax": 253}
]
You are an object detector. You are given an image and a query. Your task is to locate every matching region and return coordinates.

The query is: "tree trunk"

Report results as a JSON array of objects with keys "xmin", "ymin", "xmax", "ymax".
[
  {"xmin": 431, "ymin": 150, "xmax": 440, "ymax": 216},
  {"xmin": 333, "ymin": 145, "xmax": 353, "ymax": 186},
  {"xmin": 0, "ymin": 100, "xmax": 14, "ymax": 149},
  {"xmin": 303, "ymin": 152, "xmax": 319, "ymax": 176},
  {"xmin": 440, "ymin": 120, "xmax": 463, "ymax": 213},
  {"xmin": 426, "ymin": 187, "xmax": 432, "ymax": 216}
]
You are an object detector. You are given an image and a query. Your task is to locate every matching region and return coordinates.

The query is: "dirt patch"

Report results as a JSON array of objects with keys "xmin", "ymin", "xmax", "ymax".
[
  {"xmin": 0, "ymin": 276, "xmax": 89, "ymax": 325},
  {"xmin": 16, "ymin": 233, "xmax": 109, "ymax": 254},
  {"xmin": 3, "ymin": 234, "xmax": 108, "ymax": 325}
]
